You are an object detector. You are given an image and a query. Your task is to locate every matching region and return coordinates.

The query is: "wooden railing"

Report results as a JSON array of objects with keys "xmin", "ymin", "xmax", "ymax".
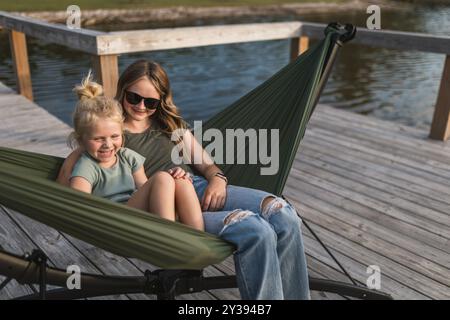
[{"xmin": 1, "ymin": 11, "xmax": 449, "ymax": 140}]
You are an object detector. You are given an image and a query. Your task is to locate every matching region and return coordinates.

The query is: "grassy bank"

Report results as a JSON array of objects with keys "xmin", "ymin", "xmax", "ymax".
[{"xmin": 0, "ymin": 0, "xmax": 348, "ymax": 12}]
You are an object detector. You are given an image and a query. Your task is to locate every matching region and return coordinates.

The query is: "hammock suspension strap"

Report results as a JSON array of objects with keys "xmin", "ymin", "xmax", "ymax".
[{"xmin": 282, "ymin": 195, "xmax": 358, "ymax": 286}]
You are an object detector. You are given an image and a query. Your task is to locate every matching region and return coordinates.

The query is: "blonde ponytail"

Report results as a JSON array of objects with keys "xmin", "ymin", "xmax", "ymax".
[
  {"xmin": 73, "ymin": 71, "xmax": 103, "ymax": 100},
  {"xmin": 68, "ymin": 72, "xmax": 124, "ymax": 149}
]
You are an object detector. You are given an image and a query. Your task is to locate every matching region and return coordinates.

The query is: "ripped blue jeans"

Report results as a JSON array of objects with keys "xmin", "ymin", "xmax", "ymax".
[{"xmin": 192, "ymin": 175, "xmax": 310, "ymax": 300}]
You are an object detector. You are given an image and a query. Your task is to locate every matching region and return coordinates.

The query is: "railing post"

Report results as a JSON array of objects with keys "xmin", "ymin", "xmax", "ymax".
[
  {"xmin": 92, "ymin": 55, "xmax": 119, "ymax": 98},
  {"xmin": 290, "ymin": 36, "xmax": 309, "ymax": 61},
  {"xmin": 430, "ymin": 55, "xmax": 450, "ymax": 141},
  {"xmin": 8, "ymin": 29, "xmax": 33, "ymax": 101}
]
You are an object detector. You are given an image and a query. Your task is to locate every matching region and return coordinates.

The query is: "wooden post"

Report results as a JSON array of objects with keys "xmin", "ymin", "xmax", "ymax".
[
  {"xmin": 290, "ymin": 36, "xmax": 309, "ymax": 61},
  {"xmin": 8, "ymin": 29, "xmax": 33, "ymax": 101},
  {"xmin": 91, "ymin": 55, "xmax": 119, "ymax": 98},
  {"xmin": 430, "ymin": 55, "xmax": 450, "ymax": 141}
]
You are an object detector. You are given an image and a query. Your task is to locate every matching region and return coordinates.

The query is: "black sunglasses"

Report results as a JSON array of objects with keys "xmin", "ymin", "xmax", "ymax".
[{"xmin": 124, "ymin": 90, "xmax": 160, "ymax": 110}]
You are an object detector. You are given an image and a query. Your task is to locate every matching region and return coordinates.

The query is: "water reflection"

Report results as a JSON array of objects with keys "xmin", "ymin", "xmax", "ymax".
[{"xmin": 0, "ymin": 5, "xmax": 449, "ymax": 129}]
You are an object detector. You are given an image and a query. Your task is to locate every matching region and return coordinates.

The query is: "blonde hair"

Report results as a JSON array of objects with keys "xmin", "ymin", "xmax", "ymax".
[
  {"xmin": 115, "ymin": 60, "xmax": 188, "ymax": 135},
  {"xmin": 68, "ymin": 72, "xmax": 125, "ymax": 148}
]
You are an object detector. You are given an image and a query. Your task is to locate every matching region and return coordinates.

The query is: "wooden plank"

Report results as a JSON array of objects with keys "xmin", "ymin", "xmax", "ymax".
[
  {"xmin": 62, "ymin": 236, "xmax": 151, "ymax": 300},
  {"xmin": 288, "ymin": 168, "xmax": 450, "ymax": 240},
  {"xmin": 0, "ymin": 11, "xmax": 101, "ymax": 55},
  {"xmin": 296, "ymin": 200, "xmax": 450, "ymax": 287},
  {"xmin": 311, "ymin": 114, "xmax": 450, "ymax": 166},
  {"xmin": 305, "ymin": 127, "xmax": 450, "ymax": 190},
  {"xmin": 301, "ymin": 224, "xmax": 450, "ymax": 299},
  {"xmin": 313, "ymin": 111, "xmax": 450, "ymax": 161},
  {"xmin": 306, "ymin": 257, "xmax": 349, "ymax": 300},
  {"xmin": 297, "ymin": 154, "xmax": 450, "ymax": 236},
  {"xmin": 430, "ymin": 55, "xmax": 450, "ymax": 140},
  {"xmin": 96, "ymin": 22, "xmax": 302, "ymax": 54},
  {"xmin": 101, "ymin": 21, "xmax": 450, "ymax": 56},
  {"xmin": 0, "ymin": 82, "xmax": 72, "ymax": 157},
  {"xmin": 0, "ymin": 206, "xmax": 37, "ymax": 299},
  {"xmin": 299, "ymin": 139, "xmax": 450, "ymax": 205},
  {"xmin": 289, "ymin": 36, "xmax": 309, "ymax": 61},
  {"xmin": 3, "ymin": 207, "xmax": 129, "ymax": 300},
  {"xmin": 285, "ymin": 176, "xmax": 450, "ymax": 254},
  {"xmin": 302, "ymin": 232, "xmax": 430, "ymax": 299},
  {"xmin": 287, "ymin": 180, "xmax": 450, "ymax": 264},
  {"xmin": 204, "ymin": 257, "xmax": 241, "ymax": 300},
  {"xmin": 302, "ymin": 135, "xmax": 450, "ymax": 191},
  {"xmin": 0, "ymin": 81, "xmax": 15, "ymax": 94},
  {"xmin": 298, "ymin": 147, "xmax": 450, "ymax": 214},
  {"xmin": 305, "ymin": 224, "xmax": 449, "ymax": 299},
  {"xmin": 92, "ymin": 55, "xmax": 119, "ymax": 98},
  {"xmin": 316, "ymin": 105, "xmax": 450, "ymax": 150},
  {"xmin": 2, "ymin": 13, "xmax": 450, "ymax": 58},
  {"xmin": 8, "ymin": 30, "xmax": 33, "ymax": 100},
  {"xmin": 315, "ymin": 106, "xmax": 450, "ymax": 154},
  {"xmin": 302, "ymin": 22, "xmax": 450, "ymax": 55},
  {"xmin": 295, "ymin": 159, "xmax": 450, "ymax": 230},
  {"xmin": 296, "ymin": 164, "xmax": 450, "ymax": 240}
]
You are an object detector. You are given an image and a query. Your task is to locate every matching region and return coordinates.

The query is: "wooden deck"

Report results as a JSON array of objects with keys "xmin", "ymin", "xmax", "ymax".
[{"xmin": 0, "ymin": 82, "xmax": 449, "ymax": 300}]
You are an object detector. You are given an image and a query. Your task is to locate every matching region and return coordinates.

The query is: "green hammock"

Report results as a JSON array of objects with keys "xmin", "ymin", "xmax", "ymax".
[{"xmin": 0, "ymin": 25, "xmax": 343, "ymax": 270}]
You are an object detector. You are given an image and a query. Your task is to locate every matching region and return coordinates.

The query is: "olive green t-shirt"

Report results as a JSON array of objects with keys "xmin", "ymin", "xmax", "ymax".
[
  {"xmin": 70, "ymin": 148, "xmax": 145, "ymax": 203},
  {"xmin": 123, "ymin": 122, "xmax": 193, "ymax": 178}
]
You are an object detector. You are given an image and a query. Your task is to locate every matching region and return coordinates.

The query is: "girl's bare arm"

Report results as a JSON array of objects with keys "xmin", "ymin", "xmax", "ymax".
[
  {"xmin": 180, "ymin": 130, "xmax": 222, "ymax": 180},
  {"xmin": 56, "ymin": 147, "xmax": 84, "ymax": 186},
  {"xmin": 69, "ymin": 176, "xmax": 92, "ymax": 193},
  {"xmin": 132, "ymin": 166, "xmax": 148, "ymax": 189}
]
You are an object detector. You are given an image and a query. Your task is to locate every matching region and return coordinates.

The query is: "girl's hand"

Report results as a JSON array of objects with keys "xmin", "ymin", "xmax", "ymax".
[
  {"xmin": 202, "ymin": 176, "xmax": 227, "ymax": 211},
  {"xmin": 168, "ymin": 167, "xmax": 192, "ymax": 181}
]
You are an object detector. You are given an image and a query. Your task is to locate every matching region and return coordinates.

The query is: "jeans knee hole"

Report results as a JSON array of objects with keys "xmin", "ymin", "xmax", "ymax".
[
  {"xmin": 223, "ymin": 210, "xmax": 252, "ymax": 226},
  {"xmin": 261, "ymin": 197, "xmax": 286, "ymax": 219}
]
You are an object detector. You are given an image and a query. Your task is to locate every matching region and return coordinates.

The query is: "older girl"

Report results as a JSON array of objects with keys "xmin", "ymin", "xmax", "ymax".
[
  {"xmin": 59, "ymin": 61, "xmax": 309, "ymax": 300},
  {"xmin": 68, "ymin": 74, "xmax": 204, "ymax": 231}
]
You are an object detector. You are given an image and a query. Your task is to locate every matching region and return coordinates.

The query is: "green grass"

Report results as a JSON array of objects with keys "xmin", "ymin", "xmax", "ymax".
[{"xmin": 0, "ymin": 0, "xmax": 347, "ymax": 12}]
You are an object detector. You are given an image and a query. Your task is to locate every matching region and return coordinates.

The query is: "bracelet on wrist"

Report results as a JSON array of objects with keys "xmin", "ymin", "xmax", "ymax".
[{"xmin": 213, "ymin": 172, "xmax": 228, "ymax": 184}]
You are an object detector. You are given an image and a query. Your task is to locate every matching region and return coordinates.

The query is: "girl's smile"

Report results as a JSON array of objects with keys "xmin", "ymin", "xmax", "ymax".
[{"xmin": 82, "ymin": 118, "xmax": 123, "ymax": 167}]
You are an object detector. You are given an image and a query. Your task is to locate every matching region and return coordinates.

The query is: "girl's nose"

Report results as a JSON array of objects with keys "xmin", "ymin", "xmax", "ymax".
[
  {"xmin": 102, "ymin": 138, "xmax": 113, "ymax": 148},
  {"xmin": 137, "ymin": 99, "xmax": 146, "ymax": 109}
]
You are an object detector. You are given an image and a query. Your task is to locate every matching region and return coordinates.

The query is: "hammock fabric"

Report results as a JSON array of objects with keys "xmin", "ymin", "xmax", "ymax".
[
  {"xmin": 203, "ymin": 29, "xmax": 333, "ymax": 195},
  {"xmin": 0, "ymin": 25, "xmax": 341, "ymax": 270}
]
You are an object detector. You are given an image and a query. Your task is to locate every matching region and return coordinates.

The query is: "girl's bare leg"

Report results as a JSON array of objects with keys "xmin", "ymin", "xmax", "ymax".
[
  {"xmin": 174, "ymin": 178, "xmax": 204, "ymax": 231},
  {"xmin": 127, "ymin": 171, "xmax": 176, "ymax": 221}
]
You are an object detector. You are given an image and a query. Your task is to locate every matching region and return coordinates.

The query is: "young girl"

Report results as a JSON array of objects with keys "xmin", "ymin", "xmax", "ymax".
[{"xmin": 68, "ymin": 74, "xmax": 204, "ymax": 231}]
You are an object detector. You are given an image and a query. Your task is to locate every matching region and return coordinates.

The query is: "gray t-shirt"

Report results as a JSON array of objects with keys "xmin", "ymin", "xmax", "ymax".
[
  {"xmin": 124, "ymin": 120, "xmax": 194, "ymax": 177},
  {"xmin": 71, "ymin": 148, "xmax": 145, "ymax": 203}
]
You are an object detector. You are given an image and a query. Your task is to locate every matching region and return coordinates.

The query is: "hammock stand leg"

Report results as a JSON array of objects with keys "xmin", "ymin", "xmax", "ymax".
[
  {"xmin": 2, "ymin": 247, "xmax": 392, "ymax": 300},
  {"xmin": 23, "ymin": 250, "xmax": 48, "ymax": 300}
]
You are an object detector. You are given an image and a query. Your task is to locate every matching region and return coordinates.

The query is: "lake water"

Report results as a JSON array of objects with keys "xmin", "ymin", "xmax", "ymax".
[{"xmin": 1, "ymin": 4, "xmax": 450, "ymax": 129}]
